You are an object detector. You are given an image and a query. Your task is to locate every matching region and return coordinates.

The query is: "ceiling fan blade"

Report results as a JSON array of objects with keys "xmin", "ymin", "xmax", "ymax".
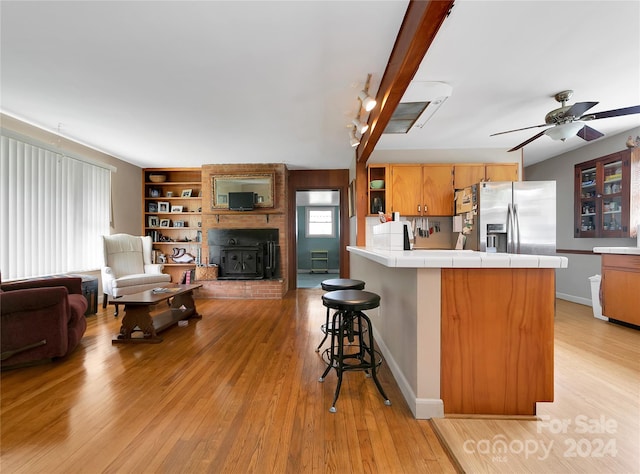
[
  {"xmin": 507, "ymin": 130, "xmax": 546, "ymax": 152},
  {"xmin": 490, "ymin": 123, "xmax": 548, "ymax": 137},
  {"xmin": 577, "ymin": 124, "xmax": 604, "ymax": 141},
  {"xmin": 563, "ymin": 101, "xmax": 598, "ymax": 118},
  {"xmin": 581, "ymin": 105, "xmax": 640, "ymax": 120}
]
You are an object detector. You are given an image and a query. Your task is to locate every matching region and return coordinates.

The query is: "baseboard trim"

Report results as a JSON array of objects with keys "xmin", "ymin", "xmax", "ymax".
[{"xmin": 556, "ymin": 292, "xmax": 591, "ymax": 307}]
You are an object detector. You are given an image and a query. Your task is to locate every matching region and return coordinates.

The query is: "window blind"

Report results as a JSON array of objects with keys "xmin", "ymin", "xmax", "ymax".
[{"xmin": 0, "ymin": 134, "xmax": 111, "ymax": 280}]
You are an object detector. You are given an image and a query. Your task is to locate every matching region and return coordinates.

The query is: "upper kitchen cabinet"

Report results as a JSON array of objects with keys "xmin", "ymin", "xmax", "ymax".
[
  {"xmin": 453, "ymin": 164, "xmax": 484, "ymax": 189},
  {"xmin": 390, "ymin": 164, "xmax": 454, "ymax": 216},
  {"xmin": 367, "ymin": 164, "xmax": 388, "ymax": 215},
  {"xmin": 485, "ymin": 163, "xmax": 519, "ymax": 182},
  {"xmin": 453, "ymin": 163, "xmax": 519, "ymax": 189},
  {"xmin": 574, "ymin": 148, "xmax": 639, "ymax": 238}
]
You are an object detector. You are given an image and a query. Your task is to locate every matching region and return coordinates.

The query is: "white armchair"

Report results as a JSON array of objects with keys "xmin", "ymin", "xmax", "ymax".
[{"xmin": 101, "ymin": 234, "xmax": 171, "ymax": 316}]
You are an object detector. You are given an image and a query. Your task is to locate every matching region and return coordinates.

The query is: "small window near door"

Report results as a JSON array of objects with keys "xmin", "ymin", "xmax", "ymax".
[{"xmin": 306, "ymin": 207, "xmax": 335, "ymax": 238}]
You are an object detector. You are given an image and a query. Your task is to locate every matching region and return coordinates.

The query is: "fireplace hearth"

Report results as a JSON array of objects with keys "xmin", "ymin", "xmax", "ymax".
[{"xmin": 208, "ymin": 229, "xmax": 280, "ymax": 280}]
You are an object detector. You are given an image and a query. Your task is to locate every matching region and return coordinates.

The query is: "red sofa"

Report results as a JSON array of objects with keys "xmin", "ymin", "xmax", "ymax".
[{"xmin": 1, "ymin": 277, "xmax": 88, "ymax": 368}]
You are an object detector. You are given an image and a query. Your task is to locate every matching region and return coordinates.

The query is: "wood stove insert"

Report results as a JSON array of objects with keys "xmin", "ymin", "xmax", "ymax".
[{"xmin": 209, "ymin": 229, "xmax": 280, "ymax": 280}]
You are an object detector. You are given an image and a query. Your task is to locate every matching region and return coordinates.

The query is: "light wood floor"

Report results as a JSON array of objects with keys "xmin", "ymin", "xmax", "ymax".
[
  {"xmin": 1, "ymin": 294, "xmax": 637, "ymax": 473},
  {"xmin": 432, "ymin": 299, "xmax": 640, "ymax": 473},
  {"xmin": 1, "ymin": 289, "xmax": 455, "ymax": 473}
]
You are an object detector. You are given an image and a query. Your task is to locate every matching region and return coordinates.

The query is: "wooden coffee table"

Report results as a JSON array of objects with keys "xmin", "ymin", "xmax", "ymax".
[{"xmin": 110, "ymin": 283, "xmax": 202, "ymax": 344}]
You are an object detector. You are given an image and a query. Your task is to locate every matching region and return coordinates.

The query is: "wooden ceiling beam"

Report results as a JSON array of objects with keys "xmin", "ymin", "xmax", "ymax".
[
  {"xmin": 354, "ymin": 0, "xmax": 454, "ymax": 247},
  {"xmin": 356, "ymin": 0, "xmax": 454, "ymax": 163}
]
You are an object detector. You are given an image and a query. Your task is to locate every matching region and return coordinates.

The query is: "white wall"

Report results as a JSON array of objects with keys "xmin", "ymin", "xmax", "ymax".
[
  {"xmin": 368, "ymin": 147, "xmax": 516, "ymax": 164},
  {"xmin": 526, "ymin": 127, "xmax": 640, "ymax": 305}
]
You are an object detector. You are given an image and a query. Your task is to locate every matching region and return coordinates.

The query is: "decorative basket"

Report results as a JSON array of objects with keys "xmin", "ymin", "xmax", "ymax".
[
  {"xmin": 195, "ymin": 265, "xmax": 218, "ymax": 281},
  {"xmin": 149, "ymin": 174, "xmax": 167, "ymax": 183}
]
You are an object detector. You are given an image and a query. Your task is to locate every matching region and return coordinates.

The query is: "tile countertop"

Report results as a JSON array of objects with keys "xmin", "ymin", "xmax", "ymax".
[
  {"xmin": 346, "ymin": 246, "xmax": 569, "ymax": 269},
  {"xmin": 593, "ymin": 247, "xmax": 640, "ymax": 255}
]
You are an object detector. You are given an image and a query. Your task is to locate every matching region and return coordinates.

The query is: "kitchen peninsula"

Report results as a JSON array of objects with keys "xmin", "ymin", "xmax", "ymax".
[{"xmin": 347, "ymin": 246, "xmax": 568, "ymax": 419}]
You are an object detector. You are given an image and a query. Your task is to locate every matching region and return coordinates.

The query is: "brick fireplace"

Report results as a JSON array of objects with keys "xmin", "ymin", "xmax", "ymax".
[{"xmin": 197, "ymin": 163, "xmax": 288, "ymax": 299}]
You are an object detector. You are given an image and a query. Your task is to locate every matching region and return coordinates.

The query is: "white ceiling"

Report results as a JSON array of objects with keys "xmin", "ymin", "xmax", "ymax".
[{"xmin": 1, "ymin": 1, "xmax": 639, "ymax": 170}]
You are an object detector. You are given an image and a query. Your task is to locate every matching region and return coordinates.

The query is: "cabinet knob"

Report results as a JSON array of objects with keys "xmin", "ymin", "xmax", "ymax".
[{"xmin": 417, "ymin": 205, "xmax": 421, "ymax": 213}]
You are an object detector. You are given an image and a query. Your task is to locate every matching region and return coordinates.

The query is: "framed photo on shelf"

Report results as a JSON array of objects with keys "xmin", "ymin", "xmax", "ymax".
[
  {"xmin": 148, "ymin": 202, "xmax": 158, "ymax": 213},
  {"xmin": 158, "ymin": 201, "xmax": 170, "ymax": 213},
  {"xmin": 174, "ymin": 220, "xmax": 185, "ymax": 228},
  {"xmin": 148, "ymin": 215, "xmax": 159, "ymax": 227},
  {"xmin": 171, "ymin": 205, "xmax": 183, "ymax": 213},
  {"xmin": 181, "ymin": 189, "xmax": 192, "ymax": 198},
  {"xmin": 159, "ymin": 219, "xmax": 170, "ymax": 228}
]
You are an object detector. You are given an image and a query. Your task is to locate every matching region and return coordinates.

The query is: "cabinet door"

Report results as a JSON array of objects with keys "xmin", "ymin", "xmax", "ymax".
[
  {"xmin": 575, "ymin": 163, "xmax": 598, "ymax": 237},
  {"xmin": 485, "ymin": 164, "xmax": 518, "ymax": 182},
  {"xmin": 454, "ymin": 164, "xmax": 485, "ymax": 189},
  {"xmin": 391, "ymin": 165, "xmax": 423, "ymax": 215},
  {"xmin": 602, "ymin": 256, "xmax": 640, "ymax": 326},
  {"xmin": 422, "ymin": 165, "xmax": 454, "ymax": 216},
  {"xmin": 599, "ymin": 155, "xmax": 627, "ymax": 236},
  {"xmin": 574, "ymin": 149, "xmax": 636, "ymax": 238}
]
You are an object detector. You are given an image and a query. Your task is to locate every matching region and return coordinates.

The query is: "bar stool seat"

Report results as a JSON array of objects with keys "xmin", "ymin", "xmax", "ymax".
[
  {"xmin": 319, "ymin": 289, "xmax": 391, "ymax": 412},
  {"xmin": 315, "ymin": 279, "xmax": 365, "ymax": 352},
  {"xmin": 320, "ymin": 278, "xmax": 365, "ymax": 292}
]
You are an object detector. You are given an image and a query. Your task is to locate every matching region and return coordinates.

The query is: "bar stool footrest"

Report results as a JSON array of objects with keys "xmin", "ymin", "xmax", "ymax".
[{"xmin": 320, "ymin": 347, "xmax": 384, "ymax": 371}]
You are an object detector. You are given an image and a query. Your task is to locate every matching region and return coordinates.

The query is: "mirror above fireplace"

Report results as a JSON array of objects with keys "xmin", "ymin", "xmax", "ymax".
[{"xmin": 211, "ymin": 174, "xmax": 274, "ymax": 210}]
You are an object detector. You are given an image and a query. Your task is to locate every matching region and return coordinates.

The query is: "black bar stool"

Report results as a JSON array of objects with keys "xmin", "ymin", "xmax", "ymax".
[
  {"xmin": 316, "ymin": 278, "xmax": 365, "ymax": 352},
  {"xmin": 319, "ymin": 289, "xmax": 391, "ymax": 413}
]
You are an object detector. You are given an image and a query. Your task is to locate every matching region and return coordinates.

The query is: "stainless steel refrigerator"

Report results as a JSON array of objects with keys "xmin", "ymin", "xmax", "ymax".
[{"xmin": 460, "ymin": 181, "xmax": 556, "ymax": 255}]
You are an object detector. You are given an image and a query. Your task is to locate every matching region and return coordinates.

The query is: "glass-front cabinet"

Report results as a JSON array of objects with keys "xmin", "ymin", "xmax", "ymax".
[{"xmin": 574, "ymin": 148, "xmax": 639, "ymax": 238}]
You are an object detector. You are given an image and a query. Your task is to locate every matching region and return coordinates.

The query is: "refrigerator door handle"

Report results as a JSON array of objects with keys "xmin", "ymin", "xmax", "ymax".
[
  {"xmin": 506, "ymin": 203, "xmax": 513, "ymax": 253},
  {"xmin": 513, "ymin": 203, "xmax": 520, "ymax": 254}
]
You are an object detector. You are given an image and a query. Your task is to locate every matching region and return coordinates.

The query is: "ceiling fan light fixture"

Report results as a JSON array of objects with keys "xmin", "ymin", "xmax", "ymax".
[
  {"xmin": 545, "ymin": 121, "xmax": 584, "ymax": 141},
  {"xmin": 358, "ymin": 90, "xmax": 376, "ymax": 112},
  {"xmin": 352, "ymin": 118, "xmax": 369, "ymax": 134}
]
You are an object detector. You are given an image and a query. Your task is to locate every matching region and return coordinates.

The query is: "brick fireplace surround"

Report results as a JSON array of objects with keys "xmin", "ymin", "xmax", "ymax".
[{"xmin": 197, "ymin": 164, "xmax": 288, "ymax": 299}]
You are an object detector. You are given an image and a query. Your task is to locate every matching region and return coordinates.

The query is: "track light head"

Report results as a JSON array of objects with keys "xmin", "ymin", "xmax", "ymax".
[
  {"xmin": 352, "ymin": 118, "xmax": 369, "ymax": 135},
  {"xmin": 358, "ymin": 90, "xmax": 376, "ymax": 112},
  {"xmin": 349, "ymin": 127, "xmax": 360, "ymax": 148}
]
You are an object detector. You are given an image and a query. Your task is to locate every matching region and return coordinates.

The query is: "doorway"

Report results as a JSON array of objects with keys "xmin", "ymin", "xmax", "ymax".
[
  {"xmin": 295, "ymin": 190, "xmax": 340, "ymax": 288},
  {"xmin": 287, "ymin": 169, "xmax": 350, "ymax": 292}
]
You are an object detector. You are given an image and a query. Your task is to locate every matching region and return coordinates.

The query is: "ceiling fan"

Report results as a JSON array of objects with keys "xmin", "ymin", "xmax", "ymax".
[{"xmin": 491, "ymin": 90, "xmax": 640, "ymax": 152}]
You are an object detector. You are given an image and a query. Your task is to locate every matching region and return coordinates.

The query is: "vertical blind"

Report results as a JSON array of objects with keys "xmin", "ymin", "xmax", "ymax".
[{"xmin": 0, "ymin": 133, "xmax": 111, "ymax": 280}]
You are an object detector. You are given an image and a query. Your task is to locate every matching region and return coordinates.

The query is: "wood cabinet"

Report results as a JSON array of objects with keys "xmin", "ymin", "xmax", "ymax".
[
  {"xmin": 453, "ymin": 163, "xmax": 519, "ymax": 189},
  {"xmin": 367, "ymin": 164, "xmax": 388, "ymax": 216},
  {"xmin": 143, "ymin": 168, "xmax": 202, "ymax": 282},
  {"xmin": 485, "ymin": 163, "xmax": 519, "ymax": 182},
  {"xmin": 441, "ymin": 267, "xmax": 555, "ymax": 415},
  {"xmin": 390, "ymin": 164, "xmax": 454, "ymax": 216},
  {"xmin": 574, "ymin": 148, "xmax": 639, "ymax": 238},
  {"xmin": 601, "ymin": 254, "xmax": 640, "ymax": 327},
  {"xmin": 453, "ymin": 164, "xmax": 484, "ymax": 189}
]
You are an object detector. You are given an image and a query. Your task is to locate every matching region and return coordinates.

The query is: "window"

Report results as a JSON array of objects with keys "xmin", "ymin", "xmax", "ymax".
[
  {"xmin": 1, "ymin": 132, "xmax": 111, "ymax": 280},
  {"xmin": 306, "ymin": 207, "xmax": 335, "ymax": 238}
]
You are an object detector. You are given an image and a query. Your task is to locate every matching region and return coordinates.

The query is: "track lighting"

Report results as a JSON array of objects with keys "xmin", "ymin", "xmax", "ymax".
[
  {"xmin": 348, "ymin": 74, "xmax": 374, "ymax": 147},
  {"xmin": 358, "ymin": 90, "xmax": 376, "ymax": 112},
  {"xmin": 349, "ymin": 127, "xmax": 360, "ymax": 148},
  {"xmin": 352, "ymin": 118, "xmax": 369, "ymax": 135}
]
